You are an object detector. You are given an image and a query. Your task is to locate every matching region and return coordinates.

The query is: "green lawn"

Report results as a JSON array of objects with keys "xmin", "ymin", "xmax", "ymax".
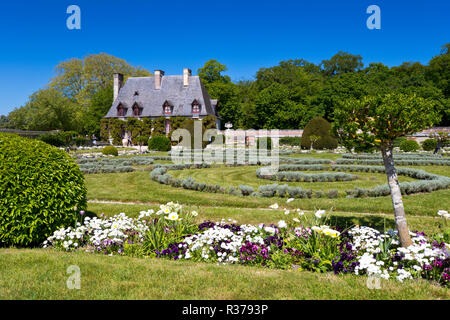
[
  {"xmin": 85, "ymin": 170, "xmax": 450, "ymax": 217},
  {"xmin": 169, "ymin": 165, "xmax": 417, "ymax": 192},
  {"xmin": 3, "ymin": 152, "xmax": 449, "ymax": 300},
  {"xmin": 1, "ymin": 249, "xmax": 448, "ymax": 300}
]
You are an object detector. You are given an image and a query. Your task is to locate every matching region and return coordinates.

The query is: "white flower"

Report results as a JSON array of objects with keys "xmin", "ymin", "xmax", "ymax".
[
  {"xmin": 286, "ymin": 198, "xmax": 294, "ymax": 203},
  {"xmin": 437, "ymin": 210, "xmax": 448, "ymax": 216},
  {"xmin": 165, "ymin": 212, "xmax": 180, "ymax": 221},
  {"xmin": 191, "ymin": 211, "xmax": 198, "ymax": 217},
  {"xmin": 277, "ymin": 220, "xmax": 287, "ymax": 228},
  {"xmin": 293, "ymin": 218, "xmax": 300, "ymax": 223},
  {"xmin": 315, "ymin": 210, "xmax": 326, "ymax": 219},
  {"xmin": 284, "ymin": 210, "xmax": 290, "ymax": 215},
  {"xmin": 269, "ymin": 203, "xmax": 279, "ymax": 209}
]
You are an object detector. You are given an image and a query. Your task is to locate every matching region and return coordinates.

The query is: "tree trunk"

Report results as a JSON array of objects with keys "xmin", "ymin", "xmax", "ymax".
[{"xmin": 381, "ymin": 145, "xmax": 413, "ymax": 247}]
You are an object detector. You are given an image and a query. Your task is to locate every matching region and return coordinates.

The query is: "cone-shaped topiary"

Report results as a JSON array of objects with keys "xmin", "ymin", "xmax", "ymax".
[
  {"xmin": 301, "ymin": 117, "xmax": 338, "ymax": 150},
  {"xmin": 0, "ymin": 133, "xmax": 87, "ymax": 246}
]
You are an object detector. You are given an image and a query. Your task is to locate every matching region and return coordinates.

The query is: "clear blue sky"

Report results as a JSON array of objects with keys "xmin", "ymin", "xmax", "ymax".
[{"xmin": 0, "ymin": 0, "xmax": 448, "ymax": 116}]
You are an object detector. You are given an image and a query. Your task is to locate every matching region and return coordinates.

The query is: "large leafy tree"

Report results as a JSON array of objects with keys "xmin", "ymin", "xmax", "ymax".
[
  {"xmin": 7, "ymin": 88, "xmax": 78, "ymax": 131},
  {"xmin": 333, "ymin": 93, "xmax": 440, "ymax": 247},
  {"xmin": 321, "ymin": 51, "xmax": 363, "ymax": 76},
  {"xmin": 6, "ymin": 53, "xmax": 150, "ymax": 133}
]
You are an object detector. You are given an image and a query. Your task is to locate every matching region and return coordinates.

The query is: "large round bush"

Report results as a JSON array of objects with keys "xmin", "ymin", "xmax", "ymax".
[
  {"xmin": 0, "ymin": 133, "xmax": 87, "ymax": 246},
  {"xmin": 400, "ymin": 139, "xmax": 420, "ymax": 152},
  {"xmin": 148, "ymin": 135, "xmax": 172, "ymax": 151},
  {"xmin": 102, "ymin": 145, "xmax": 118, "ymax": 156},
  {"xmin": 301, "ymin": 117, "xmax": 338, "ymax": 150},
  {"xmin": 422, "ymin": 139, "xmax": 437, "ymax": 151}
]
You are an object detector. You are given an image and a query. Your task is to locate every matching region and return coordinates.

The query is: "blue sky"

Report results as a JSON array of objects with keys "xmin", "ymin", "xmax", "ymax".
[{"xmin": 0, "ymin": 0, "xmax": 448, "ymax": 115}]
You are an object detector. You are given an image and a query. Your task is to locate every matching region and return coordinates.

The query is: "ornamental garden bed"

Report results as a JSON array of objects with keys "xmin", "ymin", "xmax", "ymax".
[{"xmin": 43, "ymin": 202, "xmax": 450, "ymax": 287}]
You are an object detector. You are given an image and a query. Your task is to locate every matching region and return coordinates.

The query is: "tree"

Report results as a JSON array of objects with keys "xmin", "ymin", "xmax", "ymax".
[
  {"xmin": 321, "ymin": 51, "xmax": 363, "ymax": 76},
  {"xmin": 333, "ymin": 93, "xmax": 440, "ymax": 247},
  {"xmin": 8, "ymin": 88, "xmax": 78, "ymax": 131},
  {"xmin": 197, "ymin": 59, "xmax": 230, "ymax": 84}
]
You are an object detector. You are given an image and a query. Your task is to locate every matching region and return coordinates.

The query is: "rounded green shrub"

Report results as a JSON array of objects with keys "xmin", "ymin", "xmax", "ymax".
[
  {"xmin": 148, "ymin": 135, "xmax": 172, "ymax": 151},
  {"xmin": 301, "ymin": 117, "xmax": 338, "ymax": 150},
  {"xmin": 102, "ymin": 145, "xmax": 119, "ymax": 156},
  {"xmin": 0, "ymin": 133, "xmax": 87, "ymax": 246},
  {"xmin": 400, "ymin": 139, "xmax": 420, "ymax": 152},
  {"xmin": 422, "ymin": 139, "xmax": 437, "ymax": 151}
]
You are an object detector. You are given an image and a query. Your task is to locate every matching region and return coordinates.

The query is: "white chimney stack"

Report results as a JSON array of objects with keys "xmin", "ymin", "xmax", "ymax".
[
  {"xmin": 154, "ymin": 70, "xmax": 164, "ymax": 90},
  {"xmin": 183, "ymin": 68, "xmax": 192, "ymax": 86},
  {"xmin": 113, "ymin": 73, "xmax": 124, "ymax": 101}
]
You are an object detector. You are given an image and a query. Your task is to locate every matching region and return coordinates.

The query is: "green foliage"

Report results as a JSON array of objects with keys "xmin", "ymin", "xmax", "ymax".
[
  {"xmin": 280, "ymin": 137, "xmax": 302, "ymax": 146},
  {"xmin": 321, "ymin": 51, "xmax": 363, "ymax": 76},
  {"xmin": 102, "ymin": 145, "xmax": 118, "ymax": 156},
  {"xmin": 393, "ymin": 137, "xmax": 408, "ymax": 148},
  {"xmin": 399, "ymin": 139, "xmax": 420, "ymax": 152},
  {"xmin": 301, "ymin": 117, "xmax": 338, "ymax": 150},
  {"xmin": 39, "ymin": 131, "xmax": 80, "ymax": 147},
  {"xmin": 422, "ymin": 139, "xmax": 438, "ymax": 151},
  {"xmin": 0, "ymin": 133, "xmax": 87, "ymax": 246},
  {"xmin": 333, "ymin": 93, "xmax": 440, "ymax": 151},
  {"xmin": 148, "ymin": 135, "xmax": 171, "ymax": 151}
]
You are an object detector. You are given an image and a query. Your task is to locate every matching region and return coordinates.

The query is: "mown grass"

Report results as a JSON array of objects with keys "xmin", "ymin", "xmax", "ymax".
[
  {"xmin": 169, "ymin": 165, "xmax": 417, "ymax": 192},
  {"xmin": 0, "ymin": 249, "xmax": 448, "ymax": 300},
  {"xmin": 85, "ymin": 170, "xmax": 450, "ymax": 217}
]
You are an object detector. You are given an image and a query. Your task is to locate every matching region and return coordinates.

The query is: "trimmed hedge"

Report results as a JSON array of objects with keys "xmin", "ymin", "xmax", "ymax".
[
  {"xmin": 400, "ymin": 140, "xmax": 420, "ymax": 152},
  {"xmin": 0, "ymin": 133, "xmax": 87, "ymax": 246},
  {"xmin": 77, "ymin": 157, "xmax": 155, "ymax": 174},
  {"xmin": 301, "ymin": 117, "xmax": 338, "ymax": 150},
  {"xmin": 148, "ymin": 135, "xmax": 172, "ymax": 152},
  {"xmin": 102, "ymin": 145, "xmax": 118, "ymax": 156},
  {"xmin": 422, "ymin": 139, "xmax": 437, "ymax": 152},
  {"xmin": 149, "ymin": 161, "xmax": 450, "ymax": 200}
]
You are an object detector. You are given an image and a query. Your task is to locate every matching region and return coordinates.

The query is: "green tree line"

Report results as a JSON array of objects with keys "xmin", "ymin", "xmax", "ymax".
[{"xmin": 1, "ymin": 44, "xmax": 449, "ymax": 136}]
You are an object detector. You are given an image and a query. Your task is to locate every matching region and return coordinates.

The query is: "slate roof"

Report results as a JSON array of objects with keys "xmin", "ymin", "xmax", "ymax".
[{"xmin": 104, "ymin": 75, "xmax": 219, "ymax": 119}]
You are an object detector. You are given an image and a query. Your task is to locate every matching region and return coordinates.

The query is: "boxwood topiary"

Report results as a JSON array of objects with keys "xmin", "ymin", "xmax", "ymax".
[
  {"xmin": 422, "ymin": 139, "xmax": 437, "ymax": 151},
  {"xmin": 148, "ymin": 135, "xmax": 172, "ymax": 151},
  {"xmin": 102, "ymin": 145, "xmax": 119, "ymax": 156},
  {"xmin": 400, "ymin": 139, "xmax": 420, "ymax": 152},
  {"xmin": 0, "ymin": 133, "xmax": 87, "ymax": 246},
  {"xmin": 301, "ymin": 117, "xmax": 338, "ymax": 150}
]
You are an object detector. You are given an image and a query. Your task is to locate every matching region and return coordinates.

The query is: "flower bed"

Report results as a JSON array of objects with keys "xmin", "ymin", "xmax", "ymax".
[{"xmin": 43, "ymin": 203, "xmax": 450, "ymax": 287}]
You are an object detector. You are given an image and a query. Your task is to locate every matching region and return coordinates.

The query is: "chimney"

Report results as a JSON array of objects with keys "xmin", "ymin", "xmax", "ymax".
[
  {"xmin": 154, "ymin": 70, "xmax": 164, "ymax": 90},
  {"xmin": 113, "ymin": 73, "xmax": 124, "ymax": 101},
  {"xmin": 183, "ymin": 68, "xmax": 192, "ymax": 86}
]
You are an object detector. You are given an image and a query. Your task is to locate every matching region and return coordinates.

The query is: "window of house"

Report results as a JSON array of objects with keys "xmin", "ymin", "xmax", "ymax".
[
  {"xmin": 132, "ymin": 103, "xmax": 142, "ymax": 116},
  {"xmin": 117, "ymin": 104, "xmax": 125, "ymax": 117},
  {"xmin": 192, "ymin": 100, "xmax": 201, "ymax": 114},
  {"xmin": 163, "ymin": 101, "xmax": 172, "ymax": 115}
]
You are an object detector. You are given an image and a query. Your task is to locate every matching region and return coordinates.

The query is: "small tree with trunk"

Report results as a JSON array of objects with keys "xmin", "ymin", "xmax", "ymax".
[
  {"xmin": 333, "ymin": 93, "xmax": 440, "ymax": 247},
  {"xmin": 309, "ymin": 135, "xmax": 320, "ymax": 151}
]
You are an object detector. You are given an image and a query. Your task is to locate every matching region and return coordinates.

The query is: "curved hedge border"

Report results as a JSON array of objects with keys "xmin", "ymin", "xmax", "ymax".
[
  {"xmin": 256, "ymin": 167, "xmax": 357, "ymax": 182},
  {"xmin": 149, "ymin": 162, "xmax": 450, "ymax": 199},
  {"xmin": 339, "ymin": 153, "xmax": 449, "ymax": 166},
  {"xmin": 330, "ymin": 165, "xmax": 450, "ymax": 197}
]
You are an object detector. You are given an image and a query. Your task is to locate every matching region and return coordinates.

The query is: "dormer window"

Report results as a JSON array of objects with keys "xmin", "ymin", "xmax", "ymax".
[
  {"xmin": 192, "ymin": 100, "xmax": 201, "ymax": 115},
  {"xmin": 117, "ymin": 104, "xmax": 125, "ymax": 117},
  {"xmin": 132, "ymin": 103, "xmax": 143, "ymax": 117},
  {"xmin": 163, "ymin": 101, "xmax": 173, "ymax": 115}
]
